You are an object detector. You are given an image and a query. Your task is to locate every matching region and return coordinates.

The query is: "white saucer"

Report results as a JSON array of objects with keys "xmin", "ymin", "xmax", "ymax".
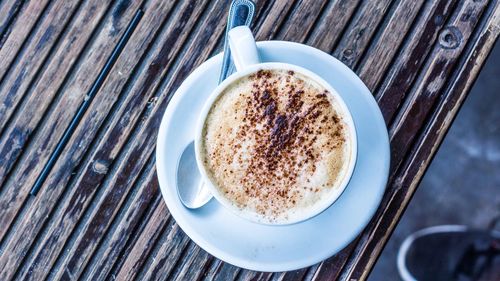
[{"xmin": 156, "ymin": 41, "xmax": 390, "ymax": 272}]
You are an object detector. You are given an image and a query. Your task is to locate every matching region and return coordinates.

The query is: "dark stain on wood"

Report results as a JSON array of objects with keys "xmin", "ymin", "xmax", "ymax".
[
  {"xmin": 0, "ymin": 0, "xmax": 25, "ymax": 49},
  {"xmin": 36, "ymin": 25, "xmax": 54, "ymax": 50},
  {"xmin": 112, "ymin": 0, "xmax": 132, "ymax": 35}
]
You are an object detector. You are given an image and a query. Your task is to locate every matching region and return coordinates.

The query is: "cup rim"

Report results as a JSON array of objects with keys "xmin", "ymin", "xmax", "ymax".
[{"xmin": 194, "ymin": 62, "xmax": 358, "ymax": 225}]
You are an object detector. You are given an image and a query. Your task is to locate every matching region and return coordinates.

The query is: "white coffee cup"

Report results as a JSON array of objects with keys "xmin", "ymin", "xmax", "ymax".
[{"xmin": 195, "ymin": 26, "xmax": 357, "ymax": 225}]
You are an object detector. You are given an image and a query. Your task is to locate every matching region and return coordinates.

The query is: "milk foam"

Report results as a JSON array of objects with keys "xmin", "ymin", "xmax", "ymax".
[{"xmin": 201, "ymin": 69, "xmax": 351, "ymax": 223}]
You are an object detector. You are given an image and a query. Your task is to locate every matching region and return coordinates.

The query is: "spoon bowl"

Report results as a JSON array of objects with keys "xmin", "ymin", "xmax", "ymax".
[{"xmin": 176, "ymin": 141, "xmax": 212, "ymax": 208}]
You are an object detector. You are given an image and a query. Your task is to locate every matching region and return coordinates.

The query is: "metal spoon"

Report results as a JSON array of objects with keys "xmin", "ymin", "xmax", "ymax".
[{"xmin": 177, "ymin": 0, "xmax": 255, "ymax": 209}]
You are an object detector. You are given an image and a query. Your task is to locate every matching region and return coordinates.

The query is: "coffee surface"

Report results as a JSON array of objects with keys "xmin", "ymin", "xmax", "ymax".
[{"xmin": 201, "ymin": 69, "xmax": 351, "ymax": 223}]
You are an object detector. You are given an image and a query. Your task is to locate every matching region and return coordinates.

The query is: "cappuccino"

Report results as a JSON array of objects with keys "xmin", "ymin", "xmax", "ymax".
[{"xmin": 201, "ymin": 69, "xmax": 352, "ymax": 223}]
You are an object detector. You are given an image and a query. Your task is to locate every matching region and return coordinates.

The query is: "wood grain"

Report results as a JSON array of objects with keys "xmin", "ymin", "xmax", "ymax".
[
  {"xmin": 0, "ymin": 0, "xmax": 24, "ymax": 48},
  {"xmin": 114, "ymin": 201, "xmax": 171, "ymax": 280},
  {"xmin": 277, "ymin": 0, "xmax": 328, "ymax": 42},
  {"xmin": 0, "ymin": 0, "xmax": 143, "ymax": 246},
  {"xmin": 346, "ymin": 1, "xmax": 500, "ymax": 280},
  {"xmin": 0, "ymin": 2, "xmax": 145, "ymax": 279},
  {"xmin": 377, "ymin": 0, "xmax": 459, "ymax": 123},
  {"xmin": 0, "ymin": 0, "xmax": 81, "ymax": 135},
  {"xmin": 306, "ymin": 0, "xmax": 360, "ymax": 53},
  {"xmin": 0, "ymin": 0, "xmax": 50, "ymax": 80},
  {"xmin": 27, "ymin": 0, "xmax": 207, "ymax": 279},
  {"xmin": 0, "ymin": 0, "xmax": 497, "ymax": 280},
  {"xmin": 358, "ymin": 0, "xmax": 426, "ymax": 90},
  {"xmin": 254, "ymin": 0, "xmax": 296, "ymax": 40},
  {"xmin": 81, "ymin": 171, "xmax": 162, "ymax": 280},
  {"xmin": 333, "ymin": 0, "xmax": 394, "ymax": 69},
  {"xmin": 390, "ymin": 0, "xmax": 489, "ymax": 178},
  {"xmin": 339, "ymin": 1, "xmax": 498, "ymax": 280},
  {"xmin": 305, "ymin": 243, "xmax": 356, "ymax": 281}
]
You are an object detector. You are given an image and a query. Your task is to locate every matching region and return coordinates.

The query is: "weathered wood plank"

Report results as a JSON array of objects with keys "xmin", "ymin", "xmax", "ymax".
[
  {"xmin": 358, "ymin": 0, "xmax": 426, "ymax": 91},
  {"xmin": 277, "ymin": 0, "xmax": 328, "ymax": 42},
  {"xmin": 210, "ymin": 262, "xmax": 242, "ymax": 281},
  {"xmin": 376, "ymin": 0, "xmax": 459, "ymax": 123},
  {"xmin": 306, "ymin": 0, "xmax": 360, "ymax": 53},
  {"xmin": 48, "ymin": 154, "xmax": 157, "ymax": 281},
  {"xmin": 0, "ymin": 0, "xmax": 19, "ymax": 33},
  {"xmin": 237, "ymin": 270, "xmax": 272, "ymax": 281},
  {"xmin": 0, "ymin": 0, "xmax": 81, "ymax": 135},
  {"xmin": 342, "ymin": 2, "xmax": 499, "ymax": 280},
  {"xmin": 25, "ymin": 159, "xmax": 159, "ymax": 280},
  {"xmin": 306, "ymin": 243, "xmax": 355, "ymax": 281},
  {"xmin": 112, "ymin": 201, "xmax": 171, "ymax": 281},
  {"xmin": 0, "ymin": 0, "xmax": 125, "ymax": 277},
  {"xmin": 18, "ymin": 2, "xmax": 209, "ymax": 274},
  {"xmin": 50, "ymin": 1, "xmax": 225, "ymax": 280},
  {"xmin": 21, "ymin": 0, "xmax": 218, "ymax": 278},
  {"xmin": 390, "ymin": 0, "xmax": 489, "ymax": 179},
  {"xmin": 136, "ymin": 224, "xmax": 191, "ymax": 281},
  {"xmin": 201, "ymin": 260, "xmax": 223, "ymax": 281},
  {"xmin": 0, "ymin": 0, "xmax": 143, "ymax": 244},
  {"xmin": 0, "ymin": 0, "xmax": 50, "ymax": 78},
  {"xmin": 333, "ymin": 0, "xmax": 394, "ymax": 69},
  {"xmin": 0, "ymin": 0, "xmax": 143, "ymax": 236},
  {"xmin": 169, "ymin": 243, "xmax": 214, "ymax": 281},
  {"xmin": 0, "ymin": 0, "xmax": 144, "ymax": 278},
  {"xmin": 0, "ymin": 0, "xmax": 140, "ymax": 192},
  {"xmin": 81, "ymin": 180, "xmax": 162, "ymax": 281},
  {"xmin": 326, "ymin": 0, "xmax": 494, "ymax": 278},
  {"xmin": 330, "ymin": 0, "xmax": 494, "ymax": 278},
  {"xmin": 270, "ymin": 268, "xmax": 309, "ymax": 281},
  {"xmin": 254, "ymin": 0, "xmax": 296, "ymax": 40},
  {"xmin": 300, "ymin": 264, "xmax": 322, "ymax": 281},
  {"xmin": 92, "ymin": 193, "xmax": 164, "ymax": 281},
  {"xmin": 249, "ymin": 0, "xmax": 275, "ymax": 30},
  {"xmin": 299, "ymin": 8, "xmax": 431, "ymax": 279},
  {"xmin": 49, "ymin": 146, "xmax": 155, "ymax": 281},
  {"xmin": 269, "ymin": 265, "xmax": 321, "ymax": 281},
  {"xmin": 0, "ymin": 0, "xmax": 24, "ymax": 48},
  {"xmin": 17, "ymin": 0, "xmax": 203, "ymax": 279}
]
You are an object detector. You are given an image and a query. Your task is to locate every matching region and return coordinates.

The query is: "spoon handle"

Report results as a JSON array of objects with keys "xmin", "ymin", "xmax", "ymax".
[{"xmin": 219, "ymin": 0, "xmax": 255, "ymax": 84}]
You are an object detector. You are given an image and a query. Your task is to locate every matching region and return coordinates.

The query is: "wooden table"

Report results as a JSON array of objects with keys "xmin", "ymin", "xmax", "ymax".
[{"xmin": 0, "ymin": 0, "xmax": 498, "ymax": 280}]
